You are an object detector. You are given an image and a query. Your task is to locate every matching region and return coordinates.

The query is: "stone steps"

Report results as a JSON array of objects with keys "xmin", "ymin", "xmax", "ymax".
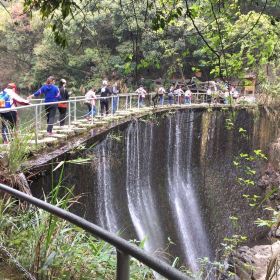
[
  {"xmin": 72, "ymin": 127, "xmax": 88, "ymax": 133},
  {"xmin": 77, "ymin": 123, "xmax": 95, "ymax": 128},
  {"xmin": 28, "ymin": 137, "xmax": 58, "ymax": 145}
]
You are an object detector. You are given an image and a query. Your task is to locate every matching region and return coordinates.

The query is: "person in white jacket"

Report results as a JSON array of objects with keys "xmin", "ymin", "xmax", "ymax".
[
  {"xmin": 136, "ymin": 85, "xmax": 147, "ymax": 107},
  {"xmin": 0, "ymin": 83, "xmax": 30, "ymax": 144},
  {"xmin": 84, "ymin": 87, "xmax": 97, "ymax": 120}
]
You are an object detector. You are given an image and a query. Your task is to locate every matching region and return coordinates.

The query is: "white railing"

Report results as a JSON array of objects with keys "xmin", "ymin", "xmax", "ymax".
[{"xmin": 0, "ymin": 84, "xmax": 238, "ymax": 146}]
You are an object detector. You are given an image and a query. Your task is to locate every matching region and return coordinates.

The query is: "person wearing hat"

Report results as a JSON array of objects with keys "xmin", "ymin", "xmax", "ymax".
[
  {"xmin": 96, "ymin": 80, "xmax": 112, "ymax": 115},
  {"xmin": 28, "ymin": 76, "xmax": 60, "ymax": 135},
  {"xmin": 0, "ymin": 83, "xmax": 30, "ymax": 144},
  {"xmin": 57, "ymin": 79, "xmax": 70, "ymax": 126}
]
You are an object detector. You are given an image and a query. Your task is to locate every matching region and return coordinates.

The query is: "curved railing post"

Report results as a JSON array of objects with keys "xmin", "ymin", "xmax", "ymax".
[
  {"xmin": 111, "ymin": 96, "xmax": 114, "ymax": 115},
  {"xmin": 35, "ymin": 105, "xmax": 38, "ymax": 146},
  {"xmin": 91, "ymin": 102, "xmax": 94, "ymax": 125},
  {"xmin": 74, "ymin": 97, "xmax": 77, "ymax": 122},
  {"xmin": 97, "ymin": 98, "xmax": 100, "ymax": 117},
  {"xmin": 125, "ymin": 95, "xmax": 128, "ymax": 111},
  {"xmin": 116, "ymin": 250, "xmax": 129, "ymax": 280},
  {"xmin": 68, "ymin": 100, "xmax": 71, "ymax": 128},
  {"xmin": 117, "ymin": 95, "xmax": 119, "ymax": 112},
  {"xmin": 39, "ymin": 99, "xmax": 43, "ymax": 130}
]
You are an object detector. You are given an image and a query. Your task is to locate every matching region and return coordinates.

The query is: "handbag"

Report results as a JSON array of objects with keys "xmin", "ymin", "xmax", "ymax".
[{"xmin": 58, "ymin": 102, "xmax": 68, "ymax": 108}]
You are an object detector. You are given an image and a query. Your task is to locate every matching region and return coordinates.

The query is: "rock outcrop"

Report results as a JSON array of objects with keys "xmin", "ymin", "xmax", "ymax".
[{"xmin": 232, "ymin": 241, "xmax": 280, "ymax": 280}]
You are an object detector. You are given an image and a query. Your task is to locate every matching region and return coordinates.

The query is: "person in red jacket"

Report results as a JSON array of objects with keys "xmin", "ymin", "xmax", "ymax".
[{"xmin": 0, "ymin": 83, "xmax": 30, "ymax": 144}]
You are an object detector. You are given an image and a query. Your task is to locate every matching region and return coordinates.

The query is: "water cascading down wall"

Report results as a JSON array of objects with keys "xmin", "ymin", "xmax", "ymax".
[{"xmin": 31, "ymin": 108, "xmax": 278, "ymax": 270}]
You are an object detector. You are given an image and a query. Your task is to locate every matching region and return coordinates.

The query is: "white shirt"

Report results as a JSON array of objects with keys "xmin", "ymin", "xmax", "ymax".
[
  {"xmin": 158, "ymin": 87, "xmax": 166, "ymax": 95},
  {"xmin": 174, "ymin": 88, "xmax": 184, "ymax": 96},
  {"xmin": 112, "ymin": 86, "xmax": 119, "ymax": 95},
  {"xmin": 185, "ymin": 89, "xmax": 192, "ymax": 97},
  {"xmin": 136, "ymin": 87, "xmax": 147, "ymax": 97},
  {"xmin": 0, "ymin": 88, "xmax": 29, "ymax": 110},
  {"xmin": 85, "ymin": 90, "xmax": 96, "ymax": 105}
]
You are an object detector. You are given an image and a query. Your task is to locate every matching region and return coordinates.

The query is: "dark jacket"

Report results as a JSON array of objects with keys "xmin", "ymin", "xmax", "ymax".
[
  {"xmin": 59, "ymin": 86, "xmax": 69, "ymax": 101},
  {"xmin": 97, "ymin": 86, "xmax": 112, "ymax": 98}
]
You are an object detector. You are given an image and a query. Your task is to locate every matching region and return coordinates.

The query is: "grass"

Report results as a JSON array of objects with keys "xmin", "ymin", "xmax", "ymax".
[
  {"xmin": 6, "ymin": 130, "xmax": 34, "ymax": 175},
  {"xmin": 0, "ymin": 182, "xmax": 154, "ymax": 280},
  {"xmin": 0, "ymin": 123, "xmax": 37, "ymax": 196}
]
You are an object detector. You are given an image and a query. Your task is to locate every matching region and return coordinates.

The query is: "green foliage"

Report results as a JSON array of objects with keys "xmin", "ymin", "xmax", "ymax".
[
  {"xmin": 6, "ymin": 131, "xmax": 33, "ymax": 174},
  {"xmin": 255, "ymin": 207, "xmax": 280, "ymax": 228},
  {"xmin": 108, "ymin": 131, "xmax": 123, "ymax": 143},
  {"xmin": 221, "ymin": 235, "xmax": 247, "ymax": 258},
  {"xmin": 234, "ymin": 148, "xmax": 268, "ymax": 208},
  {"xmin": 1, "ymin": 0, "xmax": 280, "ymax": 92},
  {"xmin": 225, "ymin": 118, "xmax": 234, "ymax": 130},
  {"xmin": 0, "ymin": 183, "xmax": 154, "ymax": 279}
]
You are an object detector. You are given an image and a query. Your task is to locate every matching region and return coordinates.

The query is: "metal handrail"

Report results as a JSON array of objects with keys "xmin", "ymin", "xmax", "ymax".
[
  {"xmin": 0, "ymin": 183, "xmax": 190, "ymax": 280},
  {"xmin": 0, "ymin": 85, "xmax": 235, "ymax": 146},
  {"xmin": 23, "ymin": 80, "xmax": 221, "ymax": 103}
]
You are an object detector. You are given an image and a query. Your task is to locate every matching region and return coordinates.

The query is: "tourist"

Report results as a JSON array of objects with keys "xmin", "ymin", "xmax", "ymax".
[
  {"xmin": 28, "ymin": 76, "xmax": 60, "ymax": 135},
  {"xmin": 58, "ymin": 79, "xmax": 70, "ymax": 126},
  {"xmin": 152, "ymin": 85, "xmax": 166, "ymax": 107},
  {"xmin": 230, "ymin": 86, "xmax": 239, "ymax": 102},
  {"xmin": 97, "ymin": 80, "xmax": 111, "ymax": 115},
  {"xmin": 184, "ymin": 87, "xmax": 192, "ymax": 104},
  {"xmin": 206, "ymin": 87, "xmax": 212, "ymax": 104},
  {"xmin": 158, "ymin": 85, "xmax": 166, "ymax": 106},
  {"xmin": 135, "ymin": 85, "xmax": 147, "ymax": 107},
  {"xmin": 84, "ymin": 87, "xmax": 96, "ymax": 119},
  {"xmin": 168, "ymin": 84, "xmax": 175, "ymax": 105},
  {"xmin": 0, "ymin": 83, "xmax": 30, "ymax": 144},
  {"xmin": 174, "ymin": 85, "xmax": 184, "ymax": 104},
  {"xmin": 112, "ymin": 83, "xmax": 119, "ymax": 114}
]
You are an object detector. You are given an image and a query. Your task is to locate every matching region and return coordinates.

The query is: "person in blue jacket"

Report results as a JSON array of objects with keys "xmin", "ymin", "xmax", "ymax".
[{"xmin": 28, "ymin": 76, "xmax": 60, "ymax": 135}]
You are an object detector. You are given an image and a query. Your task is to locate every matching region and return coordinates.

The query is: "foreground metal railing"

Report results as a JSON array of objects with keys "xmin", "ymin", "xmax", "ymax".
[{"xmin": 0, "ymin": 183, "xmax": 190, "ymax": 280}]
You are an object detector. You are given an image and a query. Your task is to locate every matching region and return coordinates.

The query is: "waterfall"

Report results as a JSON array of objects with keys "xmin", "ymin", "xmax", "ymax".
[
  {"xmin": 125, "ymin": 122, "xmax": 164, "ymax": 253},
  {"xmin": 167, "ymin": 111, "xmax": 211, "ymax": 271},
  {"xmin": 95, "ymin": 138, "xmax": 119, "ymax": 233},
  {"xmin": 94, "ymin": 111, "xmax": 211, "ymax": 270}
]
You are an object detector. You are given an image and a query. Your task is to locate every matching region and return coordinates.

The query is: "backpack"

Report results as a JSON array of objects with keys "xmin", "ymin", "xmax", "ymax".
[{"xmin": 0, "ymin": 90, "xmax": 11, "ymax": 108}]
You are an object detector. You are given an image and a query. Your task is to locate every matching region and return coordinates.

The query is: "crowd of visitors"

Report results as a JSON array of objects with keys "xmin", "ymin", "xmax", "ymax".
[{"xmin": 0, "ymin": 76, "xmax": 242, "ymax": 144}]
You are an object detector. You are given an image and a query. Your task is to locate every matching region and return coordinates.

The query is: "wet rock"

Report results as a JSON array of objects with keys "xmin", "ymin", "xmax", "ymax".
[
  {"xmin": 232, "ymin": 241, "xmax": 280, "ymax": 280},
  {"xmin": 257, "ymin": 168, "xmax": 280, "ymax": 190}
]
